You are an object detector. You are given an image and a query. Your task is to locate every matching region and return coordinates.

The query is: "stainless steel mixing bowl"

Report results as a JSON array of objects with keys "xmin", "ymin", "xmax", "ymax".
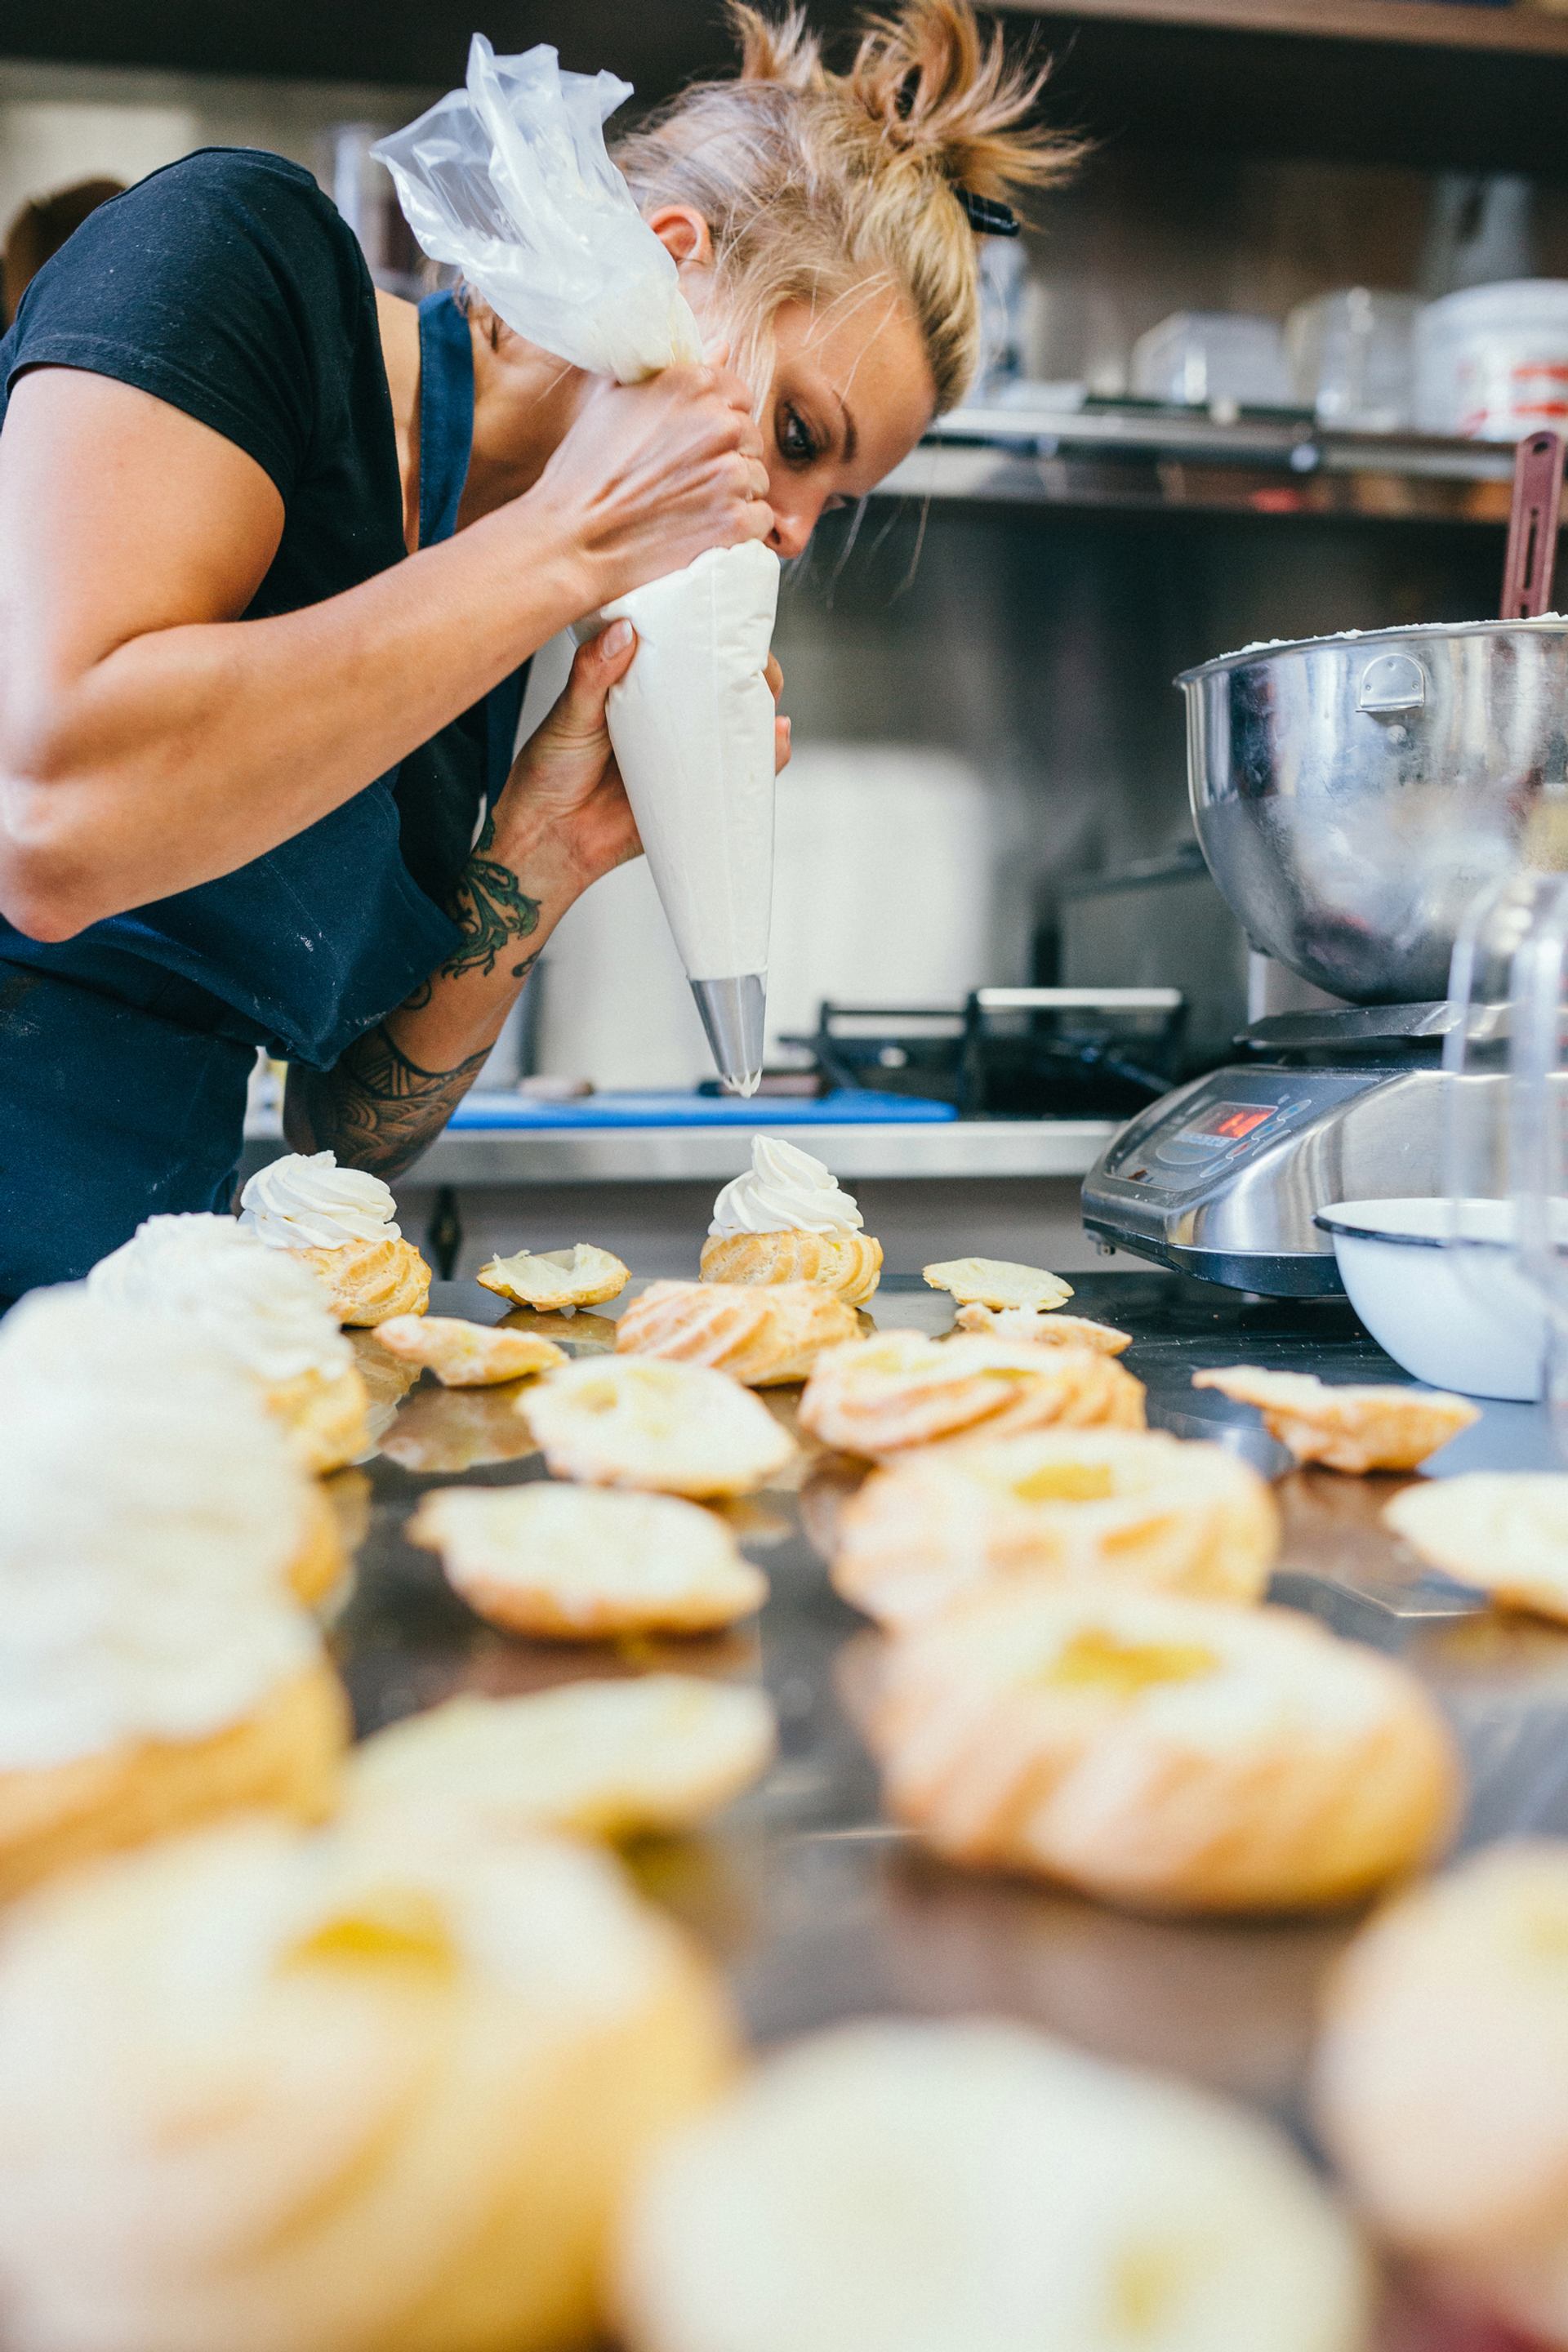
[{"xmin": 1179, "ymin": 617, "xmax": 1568, "ymax": 1005}]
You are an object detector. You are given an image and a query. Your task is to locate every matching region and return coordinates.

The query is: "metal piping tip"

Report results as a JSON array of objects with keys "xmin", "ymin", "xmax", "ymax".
[{"xmin": 690, "ymin": 973, "xmax": 766, "ymax": 1098}]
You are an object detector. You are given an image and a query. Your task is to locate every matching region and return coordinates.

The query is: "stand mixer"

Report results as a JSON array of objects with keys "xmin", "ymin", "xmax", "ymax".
[{"xmin": 1082, "ymin": 432, "xmax": 1568, "ymax": 1296}]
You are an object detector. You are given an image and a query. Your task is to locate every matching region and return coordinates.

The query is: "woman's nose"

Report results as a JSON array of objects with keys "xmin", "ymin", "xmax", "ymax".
[{"xmin": 767, "ymin": 497, "xmax": 817, "ymax": 560}]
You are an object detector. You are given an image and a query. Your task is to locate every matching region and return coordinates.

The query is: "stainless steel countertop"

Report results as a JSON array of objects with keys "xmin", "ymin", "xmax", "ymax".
[
  {"xmin": 332, "ymin": 1270, "xmax": 1556, "ymax": 2345},
  {"xmin": 241, "ymin": 1116, "xmax": 1117, "ymax": 1187}
]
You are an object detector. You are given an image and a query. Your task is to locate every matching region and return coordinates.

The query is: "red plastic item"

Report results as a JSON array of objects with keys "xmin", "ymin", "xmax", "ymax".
[{"xmin": 1500, "ymin": 429, "xmax": 1566, "ymax": 619}]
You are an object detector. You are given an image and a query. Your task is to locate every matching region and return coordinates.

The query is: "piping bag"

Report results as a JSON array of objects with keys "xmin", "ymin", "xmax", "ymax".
[{"xmin": 375, "ymin": 38, "xmax": 780, "ymax": 1095}]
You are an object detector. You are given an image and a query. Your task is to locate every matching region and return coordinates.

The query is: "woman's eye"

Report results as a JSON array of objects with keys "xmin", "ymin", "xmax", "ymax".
[{"xmin": 778, "ymin": 405, "xmax": 820, "ymax": 466}]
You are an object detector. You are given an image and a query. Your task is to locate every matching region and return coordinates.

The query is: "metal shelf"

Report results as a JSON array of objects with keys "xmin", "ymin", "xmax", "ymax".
[{"xmin": 872, "ymin": 408, "xmax": 1519, "ymax": 522}]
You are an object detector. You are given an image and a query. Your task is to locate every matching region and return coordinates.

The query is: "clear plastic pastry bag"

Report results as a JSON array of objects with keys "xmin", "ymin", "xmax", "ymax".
[{"xmin": 375, "ymin": 38, "xmax": 780, "ymax": 1093}]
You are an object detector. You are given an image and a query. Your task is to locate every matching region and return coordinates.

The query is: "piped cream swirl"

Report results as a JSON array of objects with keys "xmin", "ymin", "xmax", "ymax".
[
  {"xmin": 0, "ymin": 1289, "xmax": 319, "ymax": 1768},
  {"xmin": 87, "ymin": 1214, "xmax": 354, "ymax": 1387},
  {"xmin": 710, "ymin": 1137, "xmax": 863, "ymax": 1238},
  {"xmin": 240, "ymin": 1151, "xmax": 401, "ymax": 1250}
]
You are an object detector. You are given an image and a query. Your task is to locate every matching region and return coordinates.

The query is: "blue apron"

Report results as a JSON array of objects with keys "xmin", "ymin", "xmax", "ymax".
[{"xmin": 0, "ymin": 291, "xmax": 528, "ymax": 1299}]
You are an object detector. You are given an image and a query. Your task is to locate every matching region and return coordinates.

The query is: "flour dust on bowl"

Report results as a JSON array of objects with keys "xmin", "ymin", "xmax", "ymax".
[{"xmin": 1315, "ymin": 1198, "xmax": 1553, "ymax": 1402}]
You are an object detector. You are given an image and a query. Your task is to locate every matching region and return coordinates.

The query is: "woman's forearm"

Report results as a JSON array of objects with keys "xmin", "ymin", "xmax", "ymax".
[{"xmin": 2, "ymin": 491, "xmax": 591, "ymax": 938}]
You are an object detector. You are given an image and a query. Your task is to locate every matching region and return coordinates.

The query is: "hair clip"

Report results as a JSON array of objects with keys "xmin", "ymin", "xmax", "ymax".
[{"xmin": 956, "ymin": 189, "xmax": 1020, "ymax": 238}]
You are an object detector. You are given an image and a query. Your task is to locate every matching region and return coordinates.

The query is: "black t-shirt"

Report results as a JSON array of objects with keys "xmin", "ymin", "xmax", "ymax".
[{"xmin": 0, "ymin": 147, "xmax": 488, "ymax": 904}]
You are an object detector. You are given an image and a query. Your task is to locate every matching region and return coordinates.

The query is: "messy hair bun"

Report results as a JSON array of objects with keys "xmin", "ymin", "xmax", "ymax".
[{"xmin": 614, "ymin": 0, "xmax": 1082, "ymax": 416}]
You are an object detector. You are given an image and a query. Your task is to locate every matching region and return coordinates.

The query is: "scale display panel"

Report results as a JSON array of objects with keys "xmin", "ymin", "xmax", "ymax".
[{"xmin": 1180, "ymin": 1101, "xmax": 1278, "ymax": 1145}]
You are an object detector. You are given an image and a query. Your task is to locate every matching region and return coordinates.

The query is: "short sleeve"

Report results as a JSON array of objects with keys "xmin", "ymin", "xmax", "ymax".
[{"xmin": 3, "ymin": 149, "xmax": 369, "ymax": 503}]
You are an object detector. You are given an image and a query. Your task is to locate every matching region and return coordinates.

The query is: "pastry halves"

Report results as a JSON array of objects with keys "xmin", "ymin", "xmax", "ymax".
[
  {"xmin": 800, "ymin": 1330, "xmax": 1146, "ymax": 1459},
  {"xmin": 617, "ymin": 1279, "xmax": 859, "ymax": 1386}
]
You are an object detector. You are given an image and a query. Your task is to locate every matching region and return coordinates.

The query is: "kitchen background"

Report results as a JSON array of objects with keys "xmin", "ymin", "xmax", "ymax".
[{"xmin": 5, "ymin": 1, "xmax": 1565, "ymax": 1273}]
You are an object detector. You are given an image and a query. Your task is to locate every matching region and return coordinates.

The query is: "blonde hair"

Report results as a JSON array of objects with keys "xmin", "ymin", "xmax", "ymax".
[{"xmin": 612, "ymin": 0, "xmax": 1084, "ymax": 416}]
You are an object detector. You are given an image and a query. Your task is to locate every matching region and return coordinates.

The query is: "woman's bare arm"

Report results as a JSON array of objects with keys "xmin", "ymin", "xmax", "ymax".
[{"xmin": 0, "ymin": 358, "xmax": 769, "ymax": 940}]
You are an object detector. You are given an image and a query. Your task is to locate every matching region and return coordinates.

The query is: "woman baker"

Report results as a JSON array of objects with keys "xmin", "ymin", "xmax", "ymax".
[{"xmin": 0, "ymin": 0, "xmax": 1076, "ymax": 1298}]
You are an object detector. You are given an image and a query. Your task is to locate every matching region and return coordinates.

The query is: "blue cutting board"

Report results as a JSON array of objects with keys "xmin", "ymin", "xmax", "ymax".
[{"xmin": 448, "ymin": 1087, "xmax": 956, "ymax": 1130}]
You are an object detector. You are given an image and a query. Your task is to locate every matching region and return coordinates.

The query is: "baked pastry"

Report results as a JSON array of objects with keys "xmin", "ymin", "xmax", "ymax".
[
  {"xmin": 87, "ymin": 1212, "xmax": 372, "ymax": 1472},
  {"xmin": 477, "ymin": 1242, "xmax": 630, "ymax": 1312},
  {"xmin": 523, "ymin": 1357, "xmax": 797, "ymax": 1498},
  {"xmin": 700, "ymin": 1137, "xmax": 883, "ymax": 1304},
  {"xmin": 0, "ymin": 1294, "xmax": 348, "ymax": 1896},
  {"xmin": 375, "ymin": 1313, "xmax": 568, "ymax": 1388},
  {"xmin": 799, "ymin": 1330, "xmax": 1146, "ymax": 1460},
  {"xmin": 923, "ymin": 1256, "xmax": 1074, "ymax": 1312},
  {"xmin": 1383, "ymin": 1472, "xmax": 1568, "ymax": 1619},
  {"xmin": 832, "ymin": 1429, "xmax": 1280, "ymax": 1628},
  {"xmin": 617, "ymin": 1280, "xmax": 860, "ymax": 1386},
  {"xmin": 954, "ymin": 1303, "xmax": 1132, "ymax": 1356},
  {"xmin": 1192, "ymin": 1365, "xmax": 1478, "ymax": 1472},
  {"xmin": 617, "ymin": 2018, "xmax": 1370, "ymax": 2352},
  {"xmin": 289, "ymin": 1479, "xmax": 350, "ymax": 1608},
  {"xmin": 240, "ymin": 1150, "xmax": 431, "ymax": 1324},
  {"xmin": 1315, "ymin": 1842, "xmax": 1568, "ymax": 2345},
  {"xmin": 869, "ymin": 1587, "xmax": 1459, "ymax": 1913},
  {"xmin": 411, "ymin": 1483, "xmax": 768, "ymax": 1637},
  {"xmin": 0, "ymin": 1818, "xmax": 736, "ymax": 2352},
  {"xmin": 345, "ymin": 1677, "xmax": 776, "ymax": 1840}
]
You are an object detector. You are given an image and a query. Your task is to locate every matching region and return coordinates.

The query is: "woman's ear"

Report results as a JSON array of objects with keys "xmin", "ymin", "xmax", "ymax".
[{"xmin": 644, "ymin": 204, "xmax": 715, "ymax": 271}]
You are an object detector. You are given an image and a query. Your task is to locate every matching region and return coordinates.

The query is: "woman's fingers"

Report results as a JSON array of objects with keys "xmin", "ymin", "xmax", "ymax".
[
  {"xmin": 775, "ymin": 713, "xmax": 792, "ymax": 774},
  {"xmin": 546, "ymin": 621, "xmax": 636, "ymax": 745},
  {"xmin": 764, "ymin": 653, "xmax": 784, "ymax": 704}
]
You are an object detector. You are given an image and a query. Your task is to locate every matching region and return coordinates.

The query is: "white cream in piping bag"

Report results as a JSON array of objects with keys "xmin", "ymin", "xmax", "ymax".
[
  {"xmin": 710, "ymin": 1137, "xmax": 864, "ymax": 1238},
  {"xmin": 374, "ymin": 39, "xmax": 780, "ymax": 1097},
  {"xmin": 239, "ymin": 1151, "xmax": 402, "ymax": 1250}
]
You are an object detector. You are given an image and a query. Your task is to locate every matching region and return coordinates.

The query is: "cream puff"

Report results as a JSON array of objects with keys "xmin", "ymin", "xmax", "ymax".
[
  {"xmin": 699, "ymin": 1138, "xmax": 883, "ymax": 1304},
  {"xmin": 0, "ymin": 1817, "xmax": 736, "ymax": 2352},
  {"xmin": 832, "ymin": 1428, "xmax": 1280, "ymax": 1628},
  {"xmin": 869, "ymin": 1587, "xmax": 1459, "ymax": 1913},
  {"xmin": 617, "ymin": 2019, "xmax": 1370, "ymax": 2352},
  {"xmin": 239, "ymin": 1149, "xmax": 431, "ymax": 1323},
  {"xmin": 345, "ymin": 1678, "xmax": 777, "ymax": 1842},
  {"xmin": 410, "ymin": 1483, "xmax": 769, "ymax": 1639},
  {"xmin": 616, "ymin": 1279, "xmax": 860, "ymax": 1386},
  {"xmin": 799, "ymin": 1330, "xmax": 1146, "ymax": 1460},
  {"xmin": 87, "ymin": 1211, "xmax": 371, "ymax": 1472},
  {"xmin": 1192, "ymin": 1365, "xmax": 1477, "ymax": 1473},
  {"xmin": 523, "ymin": 1357, "xmax": 796, "ymax": 1498}
]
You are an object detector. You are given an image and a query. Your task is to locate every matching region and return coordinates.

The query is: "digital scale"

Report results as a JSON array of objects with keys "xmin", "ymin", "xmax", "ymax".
[{"xmin": 1080, "ymin": 1005, "xmax": 1459, "ymax": 1296}]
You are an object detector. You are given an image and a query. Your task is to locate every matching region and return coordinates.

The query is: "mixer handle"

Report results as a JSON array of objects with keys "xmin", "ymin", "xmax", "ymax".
[{"xmin": 1501, "ymin": 430, "xmax": 1566, "ymax": 621}]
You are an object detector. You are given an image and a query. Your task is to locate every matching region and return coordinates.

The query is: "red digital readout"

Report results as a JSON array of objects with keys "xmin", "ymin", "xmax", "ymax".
[
  {"xmin": 1209, "ymin": 1106, "xmax": 1274, "ymax": 1141},
  {"xmin": 1181, "ymin": 1102, "xmax": 1278, "ymax": 1145}
]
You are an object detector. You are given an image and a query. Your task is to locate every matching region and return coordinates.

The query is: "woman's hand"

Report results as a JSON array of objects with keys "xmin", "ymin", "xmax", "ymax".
[
  {"xmin": 532, "ymin": 352, "xmax": 774, "ymax": 608},
  {"xmin": 492, "ymin": 621, "xmax": 791, "ymax": 916}
]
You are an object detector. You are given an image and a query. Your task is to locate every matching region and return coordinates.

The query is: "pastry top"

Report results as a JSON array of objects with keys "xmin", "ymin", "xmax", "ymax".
[
  {"xmin": 0, "ymin": 1817, "xmax": 734, "ymax": 2352},
  {"xmin": 617, "ymin": 1279, "xmax": 860, "ymax": 1385},
  {"xmin": 617, "ymin": 2017, "xmax": 1370, "ymax": 2352},
  {"xmin": 0, "ymin": 1296, "xmax": 318, "ymax": 1770},
  {"xmin": 924, "ymin": 1257, "xmax": 1074, "ymax": 1312},
  {"xmin": 525, "ymin": 1356, "xmax": 797, "ymax": 1497},
  {"xmin": 955, "ymin": 1303, "xmax": 1131, "ymax": 1356},
  {"xmin": 1192, "ymin": 1366, "xmax": 1478, "ymax": 1472},
  {"xmin": 477, "ymin": 1243, "xmax": 630, "ymax": 1312},
  {"xmin": 345, "ymin": 1678, "xmax": 777, "ymax": 1842},
  {"xmin": 87, "ymin": 1213, "xmax": 355, "ymax": 1388},
  {"xmin": 710, "ymin": 1137, "xmax": 863, "ymax": 1239},
  {"xmin": 1383, "ymin": 1472, "xmax": 1568, "ymax": 1593},
  {"xmin": 373, "ymin": 1314, "xmax": 567, "ymax": 1387},
  {"xmin": 800, "ymin": 1330, "xmax": 1145, "ymax": 1458},
  {"xmin": 238, "ymin": 1149, "xmax": 401, "ymax": 1249},
  {"xmin": 412, "ymin": 1481, "xmax": 768, "ymax": 1633}
]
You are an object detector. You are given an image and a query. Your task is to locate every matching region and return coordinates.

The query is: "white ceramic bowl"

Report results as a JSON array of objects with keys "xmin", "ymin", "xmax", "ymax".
[{"xmin": 1315, "ymin": 1198, "xmax": 1548, "ymax": 1402}]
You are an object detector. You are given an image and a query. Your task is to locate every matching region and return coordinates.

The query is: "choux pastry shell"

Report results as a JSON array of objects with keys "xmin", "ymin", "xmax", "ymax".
[
  {"xmin": 832, "ymin": 1429, "xmax": 1280, "ymax": 1628},
  {"xmin": 923, "ymin": 1256, "xmax": 1074, "ymax": 1312},
  {"xmin": 477, "ymin": 1244, "xmax": 629, "ymax": 1312},
  {"xmin": 1192, "ymin": 1365, "xmax": 1477, "ymax": 1472},
  {"xmin": 954, "ymin": 1303, "xmax": 1132, "ymax": 1355},
  {"xmin": 800, "ymin": 1330, "xmax": 1146, "ymax": 1460},
  {"xmin": 374, "ymin": 1313, "xmax": 567, "ymax": 1388},
  {"xmin": 523, "ymin": 1357, "xmax": 796, "ymax": 1499},
  {"xmin": 296, "ymin": 1233, "xmax": 432, "ymax": 1325},
  {"xmin": 617, "ymin": 1279, "xmax": 860, "ymax": 1386},
  {"xmin": 1383, "ymin": 1472, "xmax": 1568, "ymax": 1620},
  {"xmin": 410, "ymin": 1483, "xmax": 768, "ymax": 1639},
  {"xmin": 345, "ymin": 1678, "xmax": 777, "ymax": 1842},
  {"xmin": 869, "ymin": 1587, "xmax": 1459, "ymax": 1913},
  {"xmin": 699, "ymin": 1227, "xmax": 883, "ymax": 1306}
]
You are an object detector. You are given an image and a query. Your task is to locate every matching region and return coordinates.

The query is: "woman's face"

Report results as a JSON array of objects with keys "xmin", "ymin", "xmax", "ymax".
[{"xmin": 652, "ymin": 209, "xmax": 937, "ymax": 559}]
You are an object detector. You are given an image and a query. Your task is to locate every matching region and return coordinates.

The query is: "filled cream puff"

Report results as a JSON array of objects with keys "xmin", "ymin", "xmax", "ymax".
[
  {"xmin": 699, "ymin": 1138, "xmax": 883, "ymax": 1303},
  {"xmin": 240, "ymin": 1149, "xmax": 431, "ymax": 1324}
]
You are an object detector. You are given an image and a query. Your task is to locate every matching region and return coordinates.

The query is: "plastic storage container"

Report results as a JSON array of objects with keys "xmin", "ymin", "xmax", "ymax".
[
  {"xmin": 1286, "ymin": 289, "xmax": 1419, "ymax": 431},
  {"xmin": 1129, "ymin": 311, "xmax": 1291, "ymax": 409},
  {"xmin": 1414, "ymin": 279, "xmax": 1568, "ymax": 440}
]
